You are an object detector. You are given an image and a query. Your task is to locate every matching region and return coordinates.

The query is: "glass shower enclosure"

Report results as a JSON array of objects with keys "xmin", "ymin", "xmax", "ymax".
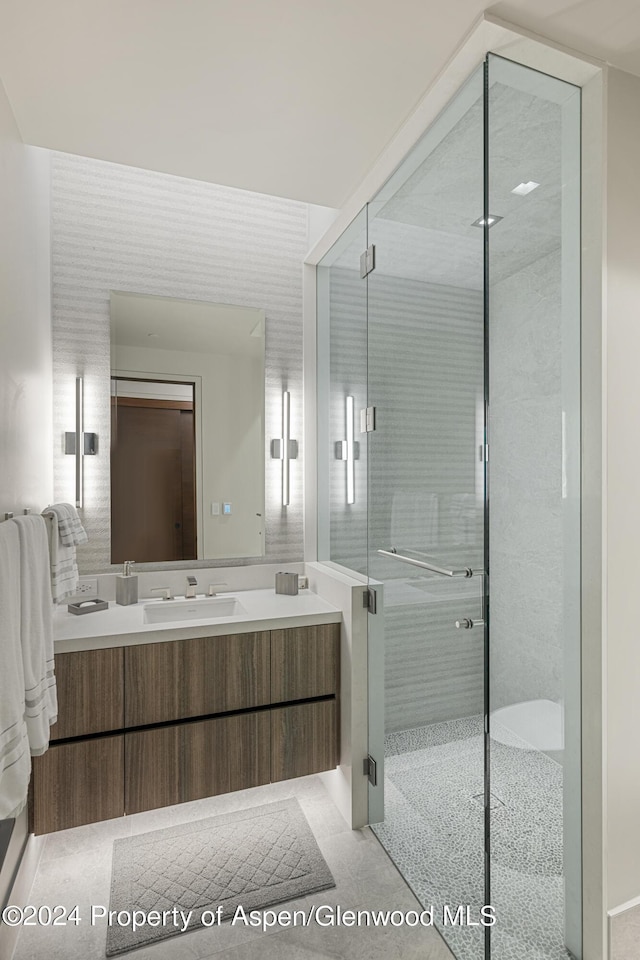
[{"xmin": 317, "ymin": 54, "xmax": 581, "ymax": 960}]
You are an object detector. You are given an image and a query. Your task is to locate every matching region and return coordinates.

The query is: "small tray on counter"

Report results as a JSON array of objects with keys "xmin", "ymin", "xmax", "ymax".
[{"xmin": 67, "ymin": 598, "xmax": 109, "ymax": 615}]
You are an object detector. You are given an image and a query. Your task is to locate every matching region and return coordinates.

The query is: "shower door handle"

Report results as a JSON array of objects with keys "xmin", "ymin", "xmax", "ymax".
[
  {"xmin": 377, "ymin": 547, "xmax": 476, "ymax": 578},
  {"xmin": 455, "ymin": 618, "xmax": 485, "ymax": 629}
]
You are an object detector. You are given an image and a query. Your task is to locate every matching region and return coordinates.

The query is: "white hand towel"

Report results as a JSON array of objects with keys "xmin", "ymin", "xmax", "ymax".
[
  {"xmin": 11, "ymin": 515, "xmax": 58, "ymax": 756},
  {"xmin": 42, "ymin": 503, "xmax": 88, "ymax": 547},
  {"xmin": 41, "ymin": 508, "xmax": 79, "ymax": 602},
  {"xmin": 0, "ymin": 522, "xmax": 31, "ymax": 818}
]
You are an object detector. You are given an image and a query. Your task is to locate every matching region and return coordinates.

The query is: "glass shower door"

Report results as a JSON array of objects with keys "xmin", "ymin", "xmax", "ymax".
[
  {"xmin": 365, "ymin": 66, "xmax": 489, "ymax": 960},
  {"xmin": 318, "ymin": 50, "xmax": 583, "ymax": 960},
  {"xmin": 486, "ymin": 54, "xmax": 582, "ymax": 960}
]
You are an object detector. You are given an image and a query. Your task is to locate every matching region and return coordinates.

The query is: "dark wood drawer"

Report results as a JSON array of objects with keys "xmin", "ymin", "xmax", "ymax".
[
  {"xmin": 125, "ymin": 711, "xmax": 271, "ymax": 814},
  {"xmin": 270, "ymin": 624, "xmax": 340, "ymax": 703},
  {"xmin": 50, "ymin": 648, "xmax": 124, "ymax": 740},
  {"xmin": 36, "ymin": 623, "xmax": 341, "ymax": 833},
  {"xmin": 271, "ymin": 700, "xmax": 338, "ymax": 782},
  {"xmin": 32, "ymin": 735, "xmax": 124, "ymax": 834},
  {"xmin": 124, "ymin": 632, "xmax": 271, "ymax": 727}
]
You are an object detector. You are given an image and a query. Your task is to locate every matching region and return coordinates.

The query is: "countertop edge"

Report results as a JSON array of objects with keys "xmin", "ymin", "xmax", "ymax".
[{"xmin": 54, "ymin": 609, "xmax": 343, "ymax": 653}]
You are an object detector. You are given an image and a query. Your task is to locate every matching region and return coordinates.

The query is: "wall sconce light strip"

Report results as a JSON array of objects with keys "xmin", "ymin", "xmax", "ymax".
[
  {"xmin": 75, "ymin": 375, "xmax": 83, "ymax": 509},
  {"xmin": 64, "ymin": 376, "xmax": 98, "ymax": 509},
  {"xmin": 346, "ymin": 395, "xmax": 355, "ymax": 504},
  {"xmin": 335, "ymin": 395, "xmax": 358, "ymax": 504},
  {"xmin": 270, "ymin": 390, "xmax": 298, "ymax": 506},
  {"xmin": 282, "ymin": 389, "xmax": 291, "ymax": 506}
]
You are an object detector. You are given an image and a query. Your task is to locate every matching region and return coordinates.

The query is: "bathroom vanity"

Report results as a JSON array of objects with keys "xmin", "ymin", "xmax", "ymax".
[{"xmin": 31, "ymin": 591, "xmax": 342, "ymax": 834}]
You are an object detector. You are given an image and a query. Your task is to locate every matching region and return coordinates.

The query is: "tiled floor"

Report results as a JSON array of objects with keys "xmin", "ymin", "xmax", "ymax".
[
  {"xmin": 11, "ymin": 776, "xmax": 454, "ymax": 960},
  {"xmin": 610, "ymin": 905, "xmax": 640, "ymax": 960}
]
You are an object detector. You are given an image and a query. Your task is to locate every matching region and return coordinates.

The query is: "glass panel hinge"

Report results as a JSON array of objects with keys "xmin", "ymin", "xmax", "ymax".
[
  {"xmin": 363, "ymin": 587, "xmax": 377, "ymax": 614},
  {"xmin": 360, "ymin": 406, "xmax": 376, "ymax": 433},
  {"xmin": 360, "ymin": 244, "xmax": 376, "ymax": 278},
  {"xmin": 364, "ymin": 754, "xmax": 378, "ymax": 786}
]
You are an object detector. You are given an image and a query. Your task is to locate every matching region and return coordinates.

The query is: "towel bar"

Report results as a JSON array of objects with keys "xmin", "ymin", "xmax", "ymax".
[
  {"xmin": 3, "ymin": 508, "xmax": 31, "ymax": 521},
  {"xmin": 377, "ymin": 546, "xmax": 482, "ymax": 578}
]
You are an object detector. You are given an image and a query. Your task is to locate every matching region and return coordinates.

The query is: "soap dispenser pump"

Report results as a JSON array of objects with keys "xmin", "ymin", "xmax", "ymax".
[{"xmin": 116, "ymin": 560, "xmax": 138, "ymax": 605}]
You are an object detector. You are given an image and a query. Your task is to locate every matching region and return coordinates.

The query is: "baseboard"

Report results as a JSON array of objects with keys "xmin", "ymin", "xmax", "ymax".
[
  {"xmin": 608, "ymin": 893, "xmax": 640, "ymax": 918},
  {"xmin": 0, "ymin": 810, "xmax": 27, "ymax": 911},
  {"xmin": 0, "ymin": 827, "xmax": 45, "ymax": 960},
  {"xmin": 608, "ymin": 896, "xmax": 640, "ymax": 960}
]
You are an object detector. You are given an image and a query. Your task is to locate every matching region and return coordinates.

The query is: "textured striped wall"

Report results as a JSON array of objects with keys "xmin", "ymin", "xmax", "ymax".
[
  {"xmin": 369, "ymin": 273, "xmax": 485, "ymax": 732},
  {"xmin": 51, "ymin": 152, "xmax": 309, "ymax": 573},
  {"xmin": 323, "ymin": 264, "xmax": 485, "ymax": 731},
  {"xmin": 323, "ymin": 251, "xmax": 568, "ymax": 731},
  {"xmin": 326, "ymin": 265, "xmax": 368, "ymax": 573}
]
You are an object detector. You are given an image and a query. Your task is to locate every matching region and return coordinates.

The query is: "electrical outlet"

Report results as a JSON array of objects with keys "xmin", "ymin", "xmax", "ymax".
[{"xmin": 76, "ymin": 578, "xmax": 98, "ymax": 596}]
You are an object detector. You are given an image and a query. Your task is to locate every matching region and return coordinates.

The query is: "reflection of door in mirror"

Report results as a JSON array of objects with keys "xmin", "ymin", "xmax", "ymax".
[{"xmin": 111, "ymin": 378, "xmax": 196, "ymax": 563}]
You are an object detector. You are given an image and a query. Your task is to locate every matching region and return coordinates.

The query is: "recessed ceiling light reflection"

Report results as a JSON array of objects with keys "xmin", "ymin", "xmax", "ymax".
[
  {"xmin": 511, "ymin": 181, "xmax": 540, "ymax": 196},
  {"xmin": 471, "ymin": 215, "xmax": 503, "ymax": 228}
]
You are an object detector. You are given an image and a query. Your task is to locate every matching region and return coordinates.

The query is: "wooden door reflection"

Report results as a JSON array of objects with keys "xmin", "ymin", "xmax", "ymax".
[{"xmin": 111, "ymin": 396, "xmax": 196, "ymax": 562}]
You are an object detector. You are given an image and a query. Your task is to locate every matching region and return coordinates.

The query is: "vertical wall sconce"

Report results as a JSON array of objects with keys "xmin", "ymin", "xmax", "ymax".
[
  {"xmin": 335, "ymin": 395, "xmax": 359, "ymax": 504},
  {"xmin": 65, "ymin": 376, "xmax": 97, "ymax": 508},
  {"xmin": 271, "ymin": 390, "xmax": 298, "ymax": 506}
]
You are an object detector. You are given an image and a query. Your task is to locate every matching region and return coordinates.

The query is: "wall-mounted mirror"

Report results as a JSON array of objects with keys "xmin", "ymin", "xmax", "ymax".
[{"xmin": 110, "ymin": 292, "xmax": 265, "ymax": 563}]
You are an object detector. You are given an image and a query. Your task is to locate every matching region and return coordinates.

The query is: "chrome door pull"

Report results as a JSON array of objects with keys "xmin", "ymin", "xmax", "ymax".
[
  {"xmin": 455, "ymin": 618, "xmax": 485, "ymax": 629},
  {"xmin": 378, "ymin": 547, "xmax": 477, "ymax": 578}
]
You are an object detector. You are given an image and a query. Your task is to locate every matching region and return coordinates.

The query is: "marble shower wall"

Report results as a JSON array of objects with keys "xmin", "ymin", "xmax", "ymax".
[
  {"xmin": 50, "ymin": 153, "xmax": 309, "ymax": 572},
  {"xmin": 488, "ymin": 247, "xmax": 563, "ymax": 709}
]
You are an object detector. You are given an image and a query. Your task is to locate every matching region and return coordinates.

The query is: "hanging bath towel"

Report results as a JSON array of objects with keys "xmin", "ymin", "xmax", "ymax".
[
  {"xmin": 0, "ymin": 521, "xmax": 31, "ymax": 817},
  {"xmin": 11, "ymin": 515, "xmax": 58, "ymax": 756}
]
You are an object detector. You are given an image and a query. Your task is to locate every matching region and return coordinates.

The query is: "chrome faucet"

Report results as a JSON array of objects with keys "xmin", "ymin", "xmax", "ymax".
[
  {"xmin": 208, "ymin": 582, "xmax": 227, "ymax": 596},
  {"xmin": 186, "ymin": 575, "xmax": 198, "ymax": 598},
  {"xmin": 150, "ymin": 587, "xmax": 172, "ymax": 601}
]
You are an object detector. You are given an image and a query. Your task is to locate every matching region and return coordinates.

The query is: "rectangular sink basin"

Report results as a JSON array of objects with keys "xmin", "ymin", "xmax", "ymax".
[{"xmin": 143, "ymin": 596, "xmax": 245, "ymax": 624}]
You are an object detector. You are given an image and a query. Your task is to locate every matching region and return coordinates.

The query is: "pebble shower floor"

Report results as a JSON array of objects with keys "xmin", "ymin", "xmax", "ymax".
[{"xmin": 372, "ymin": 715, "xmax": 572, "ymax": 960}]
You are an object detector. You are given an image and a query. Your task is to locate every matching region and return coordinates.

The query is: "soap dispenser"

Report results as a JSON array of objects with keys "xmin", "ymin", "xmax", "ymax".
[{"xmin": 116, "ymin": 560, "xmax": 138, "ymax": 605}]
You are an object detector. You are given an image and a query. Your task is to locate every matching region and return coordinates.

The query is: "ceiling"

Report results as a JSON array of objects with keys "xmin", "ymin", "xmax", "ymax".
[
  {"xmin": 0, "ymin": 0, "xmax": 638, "ymax": 207},
  {"xmin": 332, "ymin": 79, "xmax": 568, "ymax": 288},
  {"xmin": 375, "ymin": 81, "xmax": 564, "ymax": 287}
]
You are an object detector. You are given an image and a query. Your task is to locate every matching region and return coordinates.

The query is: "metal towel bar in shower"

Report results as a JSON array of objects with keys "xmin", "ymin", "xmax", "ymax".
[{"xmin": 377, "ymin": 547, "xmax": 479, "ymax": 578}]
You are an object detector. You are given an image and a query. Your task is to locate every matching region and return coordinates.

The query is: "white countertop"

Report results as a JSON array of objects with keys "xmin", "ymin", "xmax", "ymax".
[{"xmin": 54, "ymin": 588, "xmax": 342, "ymax": 653}]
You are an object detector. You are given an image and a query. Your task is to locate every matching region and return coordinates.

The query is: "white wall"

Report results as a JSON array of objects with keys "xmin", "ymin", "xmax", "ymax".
[
  {"xmin": 305, "ymin": 562, "xmax": 370, "ymax": 830},
  {"xmin": 605, "ymin": 66, "xmax": 640, "ymax": 912},
  {"xmin": 0, "ymin": 85, "xmax": 52, "ymax": 518},
  {"xmin": 0, "ymin": 73, "xmax": 52, "ymax": 938}
]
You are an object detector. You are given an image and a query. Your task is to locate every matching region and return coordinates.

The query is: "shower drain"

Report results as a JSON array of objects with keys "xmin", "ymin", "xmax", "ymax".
[{"xmin": 470, "ymin": 792, "xmax": 506, "ymax": 809}]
